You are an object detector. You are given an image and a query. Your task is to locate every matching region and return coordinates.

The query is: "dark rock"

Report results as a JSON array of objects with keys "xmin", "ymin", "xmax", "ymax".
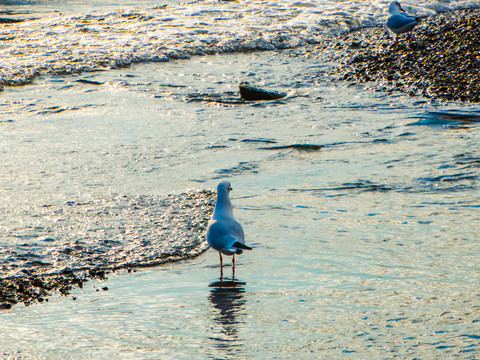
[
  {"xmin": 0, "ymin": 302, "xmax": 12, "ymax": 310},
  {"xmin": 60, "ymin": 266, "xmax": 73, "ymax": 274},
  {"xmin": 239, "ymin": 82, "xmax": 287, "ymax": 101}
]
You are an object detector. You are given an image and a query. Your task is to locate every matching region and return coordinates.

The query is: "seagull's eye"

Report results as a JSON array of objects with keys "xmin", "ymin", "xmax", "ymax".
[{"xmin": 228, "ymin": 186, "xmax": 233, "ymax": 191}]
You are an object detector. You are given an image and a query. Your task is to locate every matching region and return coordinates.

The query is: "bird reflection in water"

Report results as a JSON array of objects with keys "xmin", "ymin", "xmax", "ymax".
[{"xmin": 208, "ymin": 277, "xmax": 247, "ymax": 355}]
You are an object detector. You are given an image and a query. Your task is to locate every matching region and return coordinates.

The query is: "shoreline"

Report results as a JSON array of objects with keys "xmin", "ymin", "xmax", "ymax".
[
  {"xmin": 0, "ymin": 252, "xmax": 208, "ymax": 309},
  {"xmin": 1, "ymin": 7, "xmax": 478, "ymax": 103},
  {"xmin": 0, "ymin": 268, "xmax": 103, "ymax": 310},
  {"xmin": 1, "ymin": 190, "xmax": 214, "ymax": 309}
]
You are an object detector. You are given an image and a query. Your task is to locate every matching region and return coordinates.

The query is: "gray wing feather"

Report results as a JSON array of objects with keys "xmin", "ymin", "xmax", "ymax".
[
  {"xmin": 206, "ymin": 218, "xmax": 245, "ymax": 253},
  {"xmin": 387, "ymin": 14, "xmax": 418, "ymax": 34}
]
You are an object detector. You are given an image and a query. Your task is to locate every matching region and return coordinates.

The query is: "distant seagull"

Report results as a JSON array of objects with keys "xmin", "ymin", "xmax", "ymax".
[
  {"xmin": 387, "ymin": 1, "xmax": 426, "ymax": 47},
  {"xmin": 207, "ymin": 180, "xmax": 252, "ymax": 277}
]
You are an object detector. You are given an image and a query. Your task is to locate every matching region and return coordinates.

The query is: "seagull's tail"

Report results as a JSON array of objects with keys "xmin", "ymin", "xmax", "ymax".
[{"xmin": 233, "ymin": 242, "xmax": 253, "ymax": 251}]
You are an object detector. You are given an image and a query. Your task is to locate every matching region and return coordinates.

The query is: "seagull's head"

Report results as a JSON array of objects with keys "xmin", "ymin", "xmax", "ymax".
[
  {"xmin": 389, "ymin": 1, "xmax": 405, "ymax": 14},
  {"xmin": 217, "ymin": 180, "xmax": 233, "ymax": 194}
]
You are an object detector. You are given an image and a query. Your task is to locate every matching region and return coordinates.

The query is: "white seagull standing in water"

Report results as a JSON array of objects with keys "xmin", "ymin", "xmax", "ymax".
[
  {"xmin": 387, "ymin": 1, "xmax": 426, "ymax": 47},
  {"xmin": 207, "ymin": 180, "xmax": 252, "ymax": 276}
]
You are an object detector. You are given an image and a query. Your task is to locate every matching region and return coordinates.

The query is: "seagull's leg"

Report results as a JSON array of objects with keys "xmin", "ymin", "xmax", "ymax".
[
  {"xmin": 394, "ymin": 35, "xmax": 399, "ymax": 49},
  {"xmin": 219, "ymin": 252, "xmax": 223, "ymax": 278},
  {"xmin": 232, "ymin": 254, "xmax": 236, "ymax": 278}
]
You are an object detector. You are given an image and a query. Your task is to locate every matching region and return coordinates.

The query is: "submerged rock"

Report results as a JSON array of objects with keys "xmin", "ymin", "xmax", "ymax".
[{"xmin": 239, "ymin": 82, "xmax": 287, "ymax": 101}]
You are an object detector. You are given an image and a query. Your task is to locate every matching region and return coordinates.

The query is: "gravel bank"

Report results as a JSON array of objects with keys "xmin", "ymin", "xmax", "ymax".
[{"xmin": 336, "ymin": 8, "xmax": 480, "ymax": 102}]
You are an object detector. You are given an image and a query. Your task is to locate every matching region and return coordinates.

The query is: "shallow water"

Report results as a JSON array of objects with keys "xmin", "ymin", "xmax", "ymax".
[{"xmin": 1, "ymin": 47, "xmax": 479, "ymax": 358}]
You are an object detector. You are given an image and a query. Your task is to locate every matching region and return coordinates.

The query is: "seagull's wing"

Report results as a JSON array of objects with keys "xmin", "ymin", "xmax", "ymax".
[
  {"xmin": 207, "ymin": 218, "xmax": 245, "ymax": 254},
  {"xmin": 387, "ymin": 14, "xmax": 419, "ymax": 34}
]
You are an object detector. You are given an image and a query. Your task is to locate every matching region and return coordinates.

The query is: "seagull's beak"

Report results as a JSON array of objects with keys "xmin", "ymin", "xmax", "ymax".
[{"xmin": 398, "ymin": 4, "xmax": 406, "ymax": 12}]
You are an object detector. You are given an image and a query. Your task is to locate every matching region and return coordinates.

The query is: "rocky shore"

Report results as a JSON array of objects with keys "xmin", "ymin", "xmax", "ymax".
[
  {"xmin": 0, "ymin": 269, "xmax": 101, "ymax": 309},
  {"xmin": 335, "ymin": 8, "xmax": 480, "ymax": 102}
]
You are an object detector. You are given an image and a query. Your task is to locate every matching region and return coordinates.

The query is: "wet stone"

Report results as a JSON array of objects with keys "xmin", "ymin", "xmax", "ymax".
[
  {"xmin": 239, "ymin": 82, "xmax": 287, "ymax": 101},
  {"xmin": 0, "ymin": 302, "xmax": 13, "ymax": 310}
]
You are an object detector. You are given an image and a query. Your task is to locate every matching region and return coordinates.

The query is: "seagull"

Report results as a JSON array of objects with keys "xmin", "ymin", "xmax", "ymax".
[
  {"xmin": 387, "ymin": 1, "xmax": 426, "ymax": 47},
  {"xmin": 206, "ymin": 180, "xmax": 252, "ymax": 276}
]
